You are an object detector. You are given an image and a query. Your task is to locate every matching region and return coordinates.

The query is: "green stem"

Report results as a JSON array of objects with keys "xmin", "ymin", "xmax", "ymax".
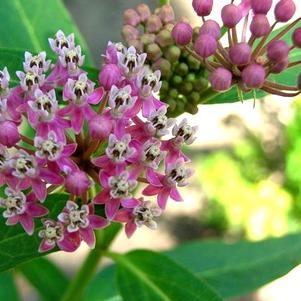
[
  {"xmin": 61, "ymin": 248, "xmax": 102, "ymax": 301},
  {"xmin": 60, "ymin": 224, "xmax": 122, "ymax": 301},
  {"xmin": 159, "ymin": 0, "xmax": 170, "ymax": 6}
]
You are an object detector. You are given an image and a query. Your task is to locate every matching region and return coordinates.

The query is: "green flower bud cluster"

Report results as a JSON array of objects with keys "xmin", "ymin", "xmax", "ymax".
[{"xmin": 122, "ymin": 4, "xmax": 209, "ymax": 116}]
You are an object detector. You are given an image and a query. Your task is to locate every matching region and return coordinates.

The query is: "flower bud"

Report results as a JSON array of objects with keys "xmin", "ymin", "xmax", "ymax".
[
  {"xmin": 141, "ymin": 33, "xmax": 156, "ymax": 46},
  {"xmin": 0, "ymin": 121, "xmax": 20, "ymax": 147},
  {"xmin": 221, "ymin": 4, "xmax": 242, "ymax": 28},
  {"xmin": 164, "ymin": 46, "xmax": 181, "ymax": 63},
  {"xmin": 194, "ymin": 34, "xmax": 217, "ymax": 58},
  {"xmin": 65, "ymin": 170, "xmax": 90, "ymax": 196},
  {"xmin": 153, "ymin": 58, "xmax": 172, "ymax": 77},
  {"xmin": 89, "ymin": 115, "xmax": 113, "ymax": 140},
  {"xmin": 192, "ymin": 0, "xmax": 213, "ymax": 17},
  {"xmin": 209, "ymin": 67, "xmax": 233, "ymax": 91},
  {"xmin": 292, "ymin": 27, "xmax": 301, "ymax": 48},
  {"xmin": 251, "ymin": 0, "xmax": 272, "ymax": 14},
  {"xmin": 250, "ymin": 14, "xmax": 271, "ymax": 37},
  {"xmin": 146, "ymin": 15, "xmax": 163, "ymax": 33},
  {"xmin": 123, "ymin": 8, "xmax": 141, "ymax": 27},
  {"xmin": 172, "ymin": 22, "xmax": 193, "ymax": 46},
  {"xmin": 229, "ymin": 42, "xmax": 252, "ymax": 65},
  {"xmin": 267, "ymin": 40, "xmax": 290, "ymax": 62},
  {"xmin": 158, "ymin": 5, "xmax": 175, "ymax": 23},
  {"xmin": 122, "ymin": 25, "xmax": 140, "ymax": 42},
  {"xmin": 99, "ymin": 64, "xmax": 122, "ymax": 91},
  {"xmin": 200, "ymin": 20, "xmax": 221, "ymax": 40},
  {"xmin": 146, "ymin": 43, "xmax": 162, "ymax": 61},
  {"xmin": 271, "ymin": 59, "xmax": 289, "ymax": 74},
  {"xmin": 136, "ymin": 4, "xmax": 151, "ymax": 22},
  {"xmin": 242, "ymin": 64, "xmax": 266, "ymax": 88},
  {"xmin": 156, "ymin": 29, "xmax": 173, "ymax": 47},
  {"xmin": 275, "ymin": 0, "xmax": 296, "ymax": 23}
]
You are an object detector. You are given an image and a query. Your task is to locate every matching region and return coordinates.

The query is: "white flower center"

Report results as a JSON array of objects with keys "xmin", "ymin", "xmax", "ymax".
[
  {"xmin": 177, "ymin": 124, "xmax": 193, "ymax": 142},
  {"xmin": 168, "ymin": 166, "xmax": 187, "ymax": 184},
  {"xmin": 142, "ymin": 73, "xmax": 157, "ymax": 88},
  {"xmin": 144, "ymin": 145, "xmax": 160, "ymax": 161},
  {"xmin": 151, "ymin": 114, "xmax": 168, "ymax": 130},
  {"xmin": 25, "ymin": 71, "xmax": 39, "ymax": 88}
]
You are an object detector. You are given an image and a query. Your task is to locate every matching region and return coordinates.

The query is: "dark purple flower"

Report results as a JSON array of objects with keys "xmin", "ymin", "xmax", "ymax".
[{"xmin": 292, "ymin": 27, "xmax": 301, "ymax": 48}]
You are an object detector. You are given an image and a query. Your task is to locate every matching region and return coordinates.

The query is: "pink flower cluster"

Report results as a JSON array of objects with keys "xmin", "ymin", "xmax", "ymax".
[
  {"xmin": 0, "ymin": 30, "xmax": 197, "ymax": 252},
  {"xmin": 172, "ymin": 0, "xmax": 301, "ymax": 98}
]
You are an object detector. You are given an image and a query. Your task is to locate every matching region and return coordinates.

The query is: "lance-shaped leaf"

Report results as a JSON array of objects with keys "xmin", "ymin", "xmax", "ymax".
[
  {"xmin": 0, "ymin": 272, "xmax": 20, "ymax": 301},
  {"xmin": 0, "ymin": 0, "xmax": 93, "ymax": 66},
  {"xmin": 113, "ymin": 250, "xmax": 224, "ymax": 301}
]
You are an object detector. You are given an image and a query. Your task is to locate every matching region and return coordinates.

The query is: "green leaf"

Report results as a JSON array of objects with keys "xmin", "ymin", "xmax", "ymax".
[
  {"xmin": 18, "ymin": 257, "xmax": 69, "ymax": 301},
  {"xmin": 86, "ymin": 265, "xmax": 123, "ymax": 301},
  {"xmin": 165, "ymin": 233, "xmax": 301, "ymax": 298},
  {"xmin": 0, "ymin": 272, "xmax": 20, "ymax": 301},
  {"xmin": 113, "ymin": 250, "xmax": 224, "ymax": 301},
  {"xmin": 0, "ymin": 193, "xmax": 68, "ymax": 272},
  {"xmin": 0, "ymin": 0, "xmax": 93, "ymax": 66},
  {"xmin": 0, "ymin": 48, "xmax": 99, "ymax": 87}
]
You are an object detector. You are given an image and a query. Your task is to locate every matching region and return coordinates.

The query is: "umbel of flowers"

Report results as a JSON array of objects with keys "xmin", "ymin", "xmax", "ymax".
[
  {"xmin": 0, "ymin": 30, "xmax": 197, "ymax": 253},
  {"xmin": 122, "ymin": 4, "xmax": 209, "ymax": 116},
  {"xmin": 172, "ymin": 0, "xmax": 301, "ymax": 98}
]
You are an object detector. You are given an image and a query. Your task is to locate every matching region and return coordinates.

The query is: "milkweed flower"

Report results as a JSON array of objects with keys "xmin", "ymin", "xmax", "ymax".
[{"xmin": 0, "ymin": 30, "xmax": 197, "ymax": 253}]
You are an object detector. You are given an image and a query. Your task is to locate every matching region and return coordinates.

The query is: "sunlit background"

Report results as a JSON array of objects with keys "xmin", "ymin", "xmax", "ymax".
[{"xmin": 17, "ymin": 1, "xmax": 301, "ymax": 300}]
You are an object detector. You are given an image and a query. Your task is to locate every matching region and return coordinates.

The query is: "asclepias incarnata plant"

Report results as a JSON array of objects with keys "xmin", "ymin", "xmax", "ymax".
[{"xmin": 0, "ymin": 29, "xmax": 197, "ymax": 253}]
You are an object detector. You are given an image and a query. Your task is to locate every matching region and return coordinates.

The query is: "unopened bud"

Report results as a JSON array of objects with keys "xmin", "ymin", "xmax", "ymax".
[
  {"xmin": 156, "ymin": 29, "xmax": 173, "ymax": 47},
  {"xmin": 229, "ymin": 42, "xmax": 252, "ymax": 66},
  {"xmin": 122, "ymin": 25, "xmax": 139, "ymax": 42},
  {"xmin": 251, "ymin": 0, "xmax": 272, "ymax": 14},
  {"xmin": 158, "ymin": 5, "xmax": 175, "ymax": 24},
  {"xmin": 146, "ymin": 15, "xmax": 163, "ymax": 33},
  {"xmin": 267, "ymin": 40, "xmax": 290, "ymax": 62},
  {"xmin": 292, "ymin": 27, "xmax": 301, "ymax": 48},
  {"xmin": 141, "ymin": 33, "xmax": 156, "ymax": 46},
  {"xmin": 172, "ymin": 22, "xmax": 193, "ymax": 46},
  {"xmin": 275, "ymin": 0, "xmax": 296, "ymax": 23},
  {"xmin": 153, "ymin": 58, "xmax": 172, "ymax": 77},
  {"xmin": 200, "ymin": 20, "xmax": 221, "ymax": 40},
  {"xmin": 136, "ymin": 4, "xmax": 151, "ymax": 22},
  {"xmin": 192, "ymin": 0, "xmax": 213, "ymax": 17},
  {"xmin": 146, "ymin": 43, "xmax": 163, "ymax": 61},
  {"xmin": 221, "ymin": 4, "xmax": 242, "ymax": 28},
  {"xmin": 241, "ymin": 64, "xmax": 266, "ymax": 88},
  {"xmin": 209, "ymin": 67, "xmax": 233, "ymax": 91},
  {"xmin": 250, "ymin": 14, "xmax": 271, "ymax": 37},
  {"xmin": 164, "ymin": 45, "xmax": 181, "ymax": 63},
  {"xmin": 123, "ymin": 8, "xmax": 140, "ymax": 27},
  {"xmin": 194, "ymin": 34, "xmax": 217, "ymax": 58}
]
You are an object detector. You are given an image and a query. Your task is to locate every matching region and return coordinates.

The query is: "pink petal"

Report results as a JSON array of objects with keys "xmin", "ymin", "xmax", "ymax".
[
  {"xmin": 170, "ymin": 187, "xmax": 183, "ymax": 202},
  {"xmin": 125, "ymin": 221, "xmax": 137, "ymax": 238},
  {"xmin": 157, "ymin": 188, "xmax": 171, "ymax": 209},
  {"xmin": 19, "ymin": 214, "xmax": 34, "ymax": 235},
  {"xmin": 88, "ymin": 215, "xmax": 109, "ymax": 229},
  {"xmin": 114, "ymin": 210, "xmax": 132, "ymax": 223},
  {"xmin": 146, "ymin": 168, "xmax": 163, "ymax": 187},
  {"xmin": 105, "ymin": 199, "xmax": 120, "ymax": 219},
  {"xmin": 40, "ymin": 168, "xmax": 64, "ymax": 185},
  {"xmin": 26, "ymin": 202, "xmax": 49, "ymax": 217},
  {"xmin": 88, "ymin": 87, "xmax": 104, "ymax": 104},
  {"xmin": 93, "ymin": 190, "xmax": 110, "ymax": 204},
  {"xmin": 121, "ymin": 198, "xmax": 140, "ymax": 208},
  {"xmin": 142, "ymin": 98, "xmax": 155, "ymax": 118},
  {"xmin": 79, "ymin": 227, "xmax": 96, "ymax": 248},
  {"xmin": 58, "ymin": 231, "xmax": 81, "ymax": 252},
  {"xmin": 31, "ymin": 179, "xmax": 47, "ymax": 202},
  {"xmin": 62, "ymin": 143, "xmax": 77, "ymax": 156},
  {"xmin": 6, "ymin": 215, "xmax": 20, "ymax": 225},
  {"xmin": 142, "ymin": 185, "xmax": 162, "ymax": 196},
  {"xmin": 92, "ymin": 155, "xmax": 108, "ymax": 168},
  {"xmin": 83, "ymin": 105, "xmax": 97, "ymax": 120},
  {"xmin": 72, "ymin": 107, "xmax": 84, "ymax": 134},
  {"xmin": 99, "ymin": 171, "xmax": 110, "ymax": 187},
  {"xmin": 39, "ymin": 240, "xmax": 55, "ymax": 253}
]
